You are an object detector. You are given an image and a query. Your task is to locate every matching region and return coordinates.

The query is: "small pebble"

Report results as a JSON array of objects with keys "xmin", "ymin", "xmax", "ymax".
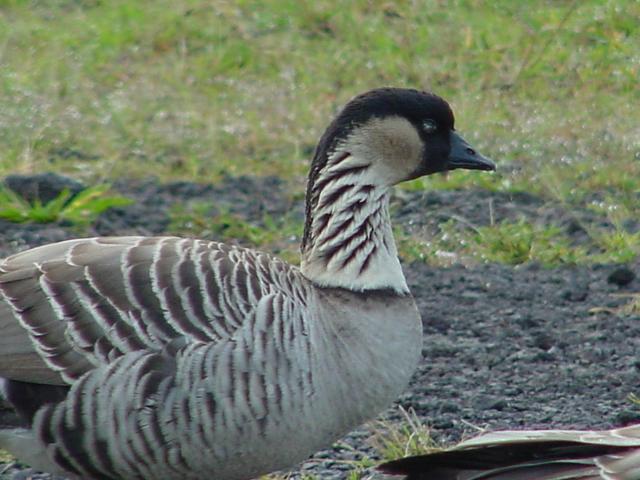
[{"xmin": 607, "ymin": 267, "xmax": 635, "ymax": 287}]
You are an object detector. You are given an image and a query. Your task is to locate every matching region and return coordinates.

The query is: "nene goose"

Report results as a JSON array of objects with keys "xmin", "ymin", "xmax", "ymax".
[
  {"xmin": 0, "ymin": 88, "xmax": 494, "ymax": 480},
  {"xmin": 378, "ymin": 424, "xmax": 640, "ymax": 479}
]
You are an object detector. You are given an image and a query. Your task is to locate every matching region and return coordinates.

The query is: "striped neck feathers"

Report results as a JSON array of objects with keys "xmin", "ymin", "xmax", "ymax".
[{"xmin": 300, "ymin": 150, "xmax": 408, "ymax": 294}]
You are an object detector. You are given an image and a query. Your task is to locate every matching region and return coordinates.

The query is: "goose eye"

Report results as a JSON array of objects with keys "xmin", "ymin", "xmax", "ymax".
[{"xmin": 422, "ymin": 119, "xmax": 437, "ymax": 134}]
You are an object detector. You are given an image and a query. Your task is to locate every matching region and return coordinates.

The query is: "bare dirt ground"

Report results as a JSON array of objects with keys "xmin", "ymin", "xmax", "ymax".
[{"xmin": 1, "ymin": 174, "xmax": 638, "ymax": 479}]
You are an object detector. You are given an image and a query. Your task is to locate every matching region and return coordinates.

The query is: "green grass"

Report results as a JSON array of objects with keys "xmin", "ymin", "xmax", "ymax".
[
  {"xmin": 369, "ymin": 406, "xmax": 441, "ymax": 461},
  {"xmin": 444, "ymin": 219, "xmax": 589, "ymax": 266},
  {"xmin": 0, "ymin": 184, "xmax": 131, "ymax": 225},
  {"xmin": 1, "ymin": 1, "xmax": 638, "ymax": 180},
  {"xmin": 397, "ymin": 217, "xmax": 640, "ymax": 267},
  {"xmin": 1, "ymin": 0, "xmax": 638, "ymax": 264}
]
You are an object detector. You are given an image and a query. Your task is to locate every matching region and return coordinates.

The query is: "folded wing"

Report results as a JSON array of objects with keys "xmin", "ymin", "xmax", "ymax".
[
  {"xmin": 378, "ymin": 425, "xmax": 640, "ymax": 480},
  {"xmin": 0, "ymin": 236, "xmax": 301, "ymax": 385}
]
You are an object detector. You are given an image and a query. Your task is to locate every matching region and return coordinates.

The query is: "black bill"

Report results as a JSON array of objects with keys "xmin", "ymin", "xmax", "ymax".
[{"xmin": 447, "ymin": 131, "xmax": 496, "ymax": 171}]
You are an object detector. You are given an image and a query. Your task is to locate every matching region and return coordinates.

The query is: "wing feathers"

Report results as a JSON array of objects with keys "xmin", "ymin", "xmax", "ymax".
[
  {"xmin": 378, "ymin": 428, "xmax": 640, "ymax": 480},
  {"xmin": 0, "ymin": 236, "xmax": 304, "ymax": 387}
]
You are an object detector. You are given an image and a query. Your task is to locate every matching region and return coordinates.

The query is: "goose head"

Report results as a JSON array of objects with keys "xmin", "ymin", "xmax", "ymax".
[
  {"xmin": 308, "ymin": 87, "xmax": 494, "ymax": 189},
  {"xmin": 301, "ymin": 88, "xmax": 495, "ymax": 292}
]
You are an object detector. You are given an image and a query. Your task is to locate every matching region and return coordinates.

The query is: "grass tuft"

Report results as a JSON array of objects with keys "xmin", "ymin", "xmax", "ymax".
[
  {"xmin": 369, "ymin": 406, "xmax": 441, "ymax": 461},
  {"xmin": 398, "ymin": 217, "xmax": 638, "ymax": 267},
  {"xmin": 0, "ymin": 184, "xmax": 131, "ymax": 226},
  {"xmin": 0, "ymin": 449, "xmax": 15, "ymax": 463},
  {"xmin": 470, "ymin": 220, "xmax": 586, "ymax": 266}
]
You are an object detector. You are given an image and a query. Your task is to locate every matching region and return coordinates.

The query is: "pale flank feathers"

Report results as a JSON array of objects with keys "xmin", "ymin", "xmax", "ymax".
[{"xmin": 0, "ymin": 88, "xmax": 494, "ymax": 480}]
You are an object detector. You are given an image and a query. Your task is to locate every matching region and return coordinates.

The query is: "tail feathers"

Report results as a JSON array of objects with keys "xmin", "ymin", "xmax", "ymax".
[
  {"xmin": 0, "ymin": 427, "xmax": 71, "ymax": 478},
  {"xmin": 378, "ymin": 426, "xmax": 640, "ymax": 480}
]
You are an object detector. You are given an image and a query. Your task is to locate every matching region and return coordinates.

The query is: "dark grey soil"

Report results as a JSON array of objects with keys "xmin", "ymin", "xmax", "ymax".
[{"xmin": 1, "ymin": 173, "xmax": 638, "ymax": 479}]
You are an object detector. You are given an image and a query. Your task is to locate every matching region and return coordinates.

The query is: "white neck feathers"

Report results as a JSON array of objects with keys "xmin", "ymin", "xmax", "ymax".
[{"xmin": 300, "ymin": 152, "xmax": 408, "ymax": 294}]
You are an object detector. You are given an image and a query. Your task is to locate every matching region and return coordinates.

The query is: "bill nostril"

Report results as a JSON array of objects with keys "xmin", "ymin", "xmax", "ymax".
[{"xmin": 466, "ymin": 147, "xmax": 476, "ymax": 156}]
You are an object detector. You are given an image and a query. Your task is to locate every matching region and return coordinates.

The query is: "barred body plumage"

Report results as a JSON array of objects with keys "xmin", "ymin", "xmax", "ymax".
[{"xmin": 0, "ymin": 88, "xmax": 496, "ymax": 479}]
